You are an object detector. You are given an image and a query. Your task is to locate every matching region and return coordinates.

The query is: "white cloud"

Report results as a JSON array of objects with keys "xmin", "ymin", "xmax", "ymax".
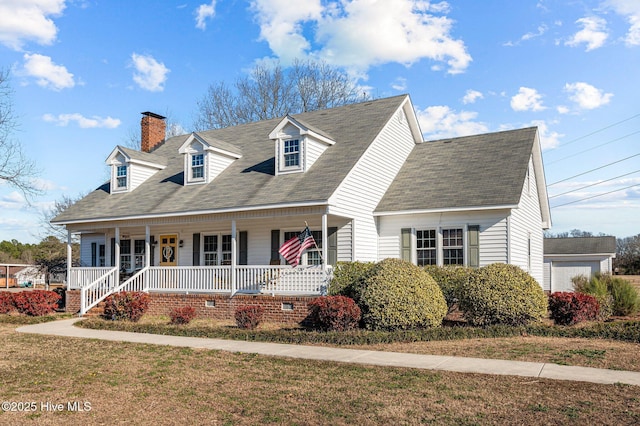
[
  {"xmin": 0, "ymin": 0, "xmax": 66, "ymax": 50},
  {"xmin": 606, "ymin": 0, "xmax": 640, "ymax": 46},
  {"xmin": 417, "ymin": 105, "xmax": 489, "ymax": 140},
  {"xmin": 504, "ymin": 24, "xmax": 548, "ymax": 46},
  {"xmin": 130, "ymin": 53, "xmax": 170, "ymax": 92},
  {"xmin": 565, "ymin": 16, "xmax": 608, "ymax": 51},
  {"xmin": 462, "ymin": 89, "xmax": 483, "ymax": 104},
  {"xmin": 528, "ymin": 119, "xmax": 563, "ymax": 150},
  {"xmin": 250, "ymin": 0, "xmax": 471, "ymax": 75},
  {"xmin": 195, "ymin": 1, "xmax": 216, "ymax": 30},
  {"xmin": 391, "ymin": 77, "xmax": 407, "ymax": 91},
  {"xmin": 564, "ymin": 82, "xmax": 613, "ymax": 110},
  {"xmin": 0, "ymin": 191, "xmax": 27, "ymax": 210},
  {"xmin": 22, "ymin": 53, "xmax": 74, "ymax": 90},
  {"xmin": 510, "ymin": 87, "xmax": 546, "ymax": 112},
  {"xmin": 42, "ymin": 113, "xmax": 121, "ymax": 128},
  {"xmin": 556, "ymin": 105, "xmax": 570, "ymax": 114}
]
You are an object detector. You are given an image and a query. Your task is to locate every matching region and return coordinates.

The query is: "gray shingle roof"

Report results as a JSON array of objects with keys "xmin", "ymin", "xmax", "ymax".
[
  {"xmin": 375, "ymin": 127, "xmax": 538, "ymax": 213},
  {"xmin": 544, "ymin": 237, "xmax": 617, "ymax": 255},
  {"xmin": 117, "ymin": 146, "xmax": 167, "ymax": 166},
  {"xmin": 53, "ymin": 95, "xmax": 407, "ymax": 224}
]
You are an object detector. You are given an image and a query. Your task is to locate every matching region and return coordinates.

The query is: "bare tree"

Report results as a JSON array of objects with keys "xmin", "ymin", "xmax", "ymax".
[
  {"xmin": 39, "ymin": 193, "xmax": 84, "ymax": 242},
  {"xmin": 193, "ymin": 59, "xmax": 368, "ymax": 131},
  {"xmin": 0, "ymin": 68, "xmax": 41, "ymax": 198}
]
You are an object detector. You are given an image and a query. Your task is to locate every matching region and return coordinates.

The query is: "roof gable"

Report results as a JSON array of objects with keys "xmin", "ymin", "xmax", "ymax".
[{"xmin": 375, "ymin": 127, "xmax": 542, "ymax": 214}]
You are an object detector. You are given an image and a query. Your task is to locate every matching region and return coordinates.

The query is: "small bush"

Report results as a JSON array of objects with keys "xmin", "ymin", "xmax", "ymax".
[
  {"xmin": 548, "ymin": 292, "xmax": 600, "ymax": 325},
  {"xmin": 359, "ymin": 258, "xmax": 447, "ymax": 330},
  {"xmin": 458, "ymin": 263, "xmax": 547, "ymax": 326},
  {"xmin": 329, "ymin": 261, "xmax": 376, "ymax": 303},
  {"xmin": 424, "ymin": 265, "xmax": 473, "ymax": 313},
  {"xmin": 103, "ymin": 291, "xmax": 150, "ymax": 322},
  {"xmin": 308, "ymin": 296, "xmax": 361, "ymax": 331},
  {"xmin": 608, "ymin": 277, "xmax": 639, "ymax": 316},
  {"xmin": 12, "ymin": 290, "xmax": 61, "ymax": 316},
  {"xmin": 235, "ymin": 305, "xmax": 264, "ymax": 330},
  {"xmin": 169, "ymin": 306, "xmax": 197, "ymax": 325},
  {"xmin": 572, "ymin": 274, "xmax": 613, "ymax": 320},
  {"xmin": 0, "ymin": 292, "xmax": 14, "ymax": 314}
]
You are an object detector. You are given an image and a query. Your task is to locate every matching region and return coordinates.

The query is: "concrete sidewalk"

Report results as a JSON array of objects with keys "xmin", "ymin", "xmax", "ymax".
[{"xmin": 16, "ymin": 318, "xmax": 640, "ymax": 387}]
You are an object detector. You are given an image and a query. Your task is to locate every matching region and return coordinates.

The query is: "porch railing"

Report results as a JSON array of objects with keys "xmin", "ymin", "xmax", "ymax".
[
  {"xmin": 75, "ymin": 265, "xmax": 332, "ymax": 315},
  {"xmin": 79, "ymin": 267, "xmax": 118, "ymax": 315},
  {"xmin": 69, "ymin": 267, "xmax": 114, "ymax": 289}
]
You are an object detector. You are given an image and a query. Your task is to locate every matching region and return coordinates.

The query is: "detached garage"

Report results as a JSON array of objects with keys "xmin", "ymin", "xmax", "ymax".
[{"xmin": 543, "ymin": 236, "xmax": 616, "ymax": 292}]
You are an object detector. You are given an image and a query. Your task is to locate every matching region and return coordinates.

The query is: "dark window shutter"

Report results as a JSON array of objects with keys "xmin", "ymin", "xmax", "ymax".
[
  {"xmin": 270, "ymin": 230, "xmax": 280, "ymax": 262},
  {"xmin": 110, "ymin": 238, "xmax": 116, "ymax": 266},
  {"xmin": 192, "ymin": 233, "xmax": 200, "ymax": 266},
  {"xmin": 91, "ymin": 242, "xmax": 97, "ymax": 267},
  {"xmin": 327, "ymin": 227, "xmax": 338, "ymax": 266},
  {"xmin": 401, "ymin": 228, "xmax": 412, "ymax": 262},
  {"xmin": 468, "ymin": 225, "xmax": 480, "ymax": 268},
  {"xmin": 239, "ymin": 231, "xmax": 248, "ymax": 265},
  {"xmin": 150, "ymin": 236, "xmax": 155, "ymax": 266}
]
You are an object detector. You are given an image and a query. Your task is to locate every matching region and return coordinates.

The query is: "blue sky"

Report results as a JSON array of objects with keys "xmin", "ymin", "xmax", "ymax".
[{"xmin": 0, "ymin": 0, "xmax": 639, "ymax": 244}]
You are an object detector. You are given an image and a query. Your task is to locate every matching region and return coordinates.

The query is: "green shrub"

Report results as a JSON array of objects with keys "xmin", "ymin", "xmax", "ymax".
[
  {"xmin": 572, "ymin": 274, "xmax": 613, "ymax": 320},
  {"xmin": 423, "ymin": 265, "xmax": 473, "ymax": 313},
  {"xmin": 458, "ymin": 263, "xmax": 547, "ymax": 326},
  {"xmin": 607, "ymin": 277, "xmax": 639, "ymax": 316},
  {"xmin": 329, "ymin": 261, "xmax": 376, "ymax": 303},
  {"xmin": 358, "ymin": 258, "xmax": 447, "ymax": 330},
  {"xmin": 103, "ymin": 291, "xmax": 150, "ymax": 322}
]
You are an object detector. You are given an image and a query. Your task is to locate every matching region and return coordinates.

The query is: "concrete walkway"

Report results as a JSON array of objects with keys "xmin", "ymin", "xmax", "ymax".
[{"xmin": 16, "ymin": 318, "xmax": 640, "ymax": 387}]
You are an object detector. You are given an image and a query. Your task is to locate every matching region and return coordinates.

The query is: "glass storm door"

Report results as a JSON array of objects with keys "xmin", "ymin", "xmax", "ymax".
[{"xmin": 159, "ymin": 235, "xmax": 178, "ymax": 266}]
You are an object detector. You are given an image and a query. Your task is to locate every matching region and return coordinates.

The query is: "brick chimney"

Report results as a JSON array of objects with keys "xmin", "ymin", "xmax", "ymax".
[{"xmin": 140, "ymin": 111, "xmax": 166, "ymax": 152}]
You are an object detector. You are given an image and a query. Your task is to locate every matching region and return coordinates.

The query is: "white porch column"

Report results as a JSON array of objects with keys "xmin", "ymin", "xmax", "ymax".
[
  {"xmin": 322, "ymin": 213, "xmax": 328, "ymax": 272},
  {"xmin": 145, "ymin": 225, "xmax": 151, "ymax": 267},
  {"xmin": 66, "ymin": 230, "xmax": 72, "ymax": 289},
  {"xmin": 115, "ymin": 227, "xmax": 121, "ymax": 276},
  {"xmin": 231, "ymin": 219, "xmax": 237, "ymax": 295}
]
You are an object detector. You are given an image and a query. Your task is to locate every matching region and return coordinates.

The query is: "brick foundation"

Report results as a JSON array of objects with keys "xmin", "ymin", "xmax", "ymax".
[{"xmin": 66, "ymin": 290, "xmax": 317, "ymax": 324}]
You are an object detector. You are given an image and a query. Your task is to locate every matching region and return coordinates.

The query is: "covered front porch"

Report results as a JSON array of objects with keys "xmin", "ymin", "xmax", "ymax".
[{"xmin": 64, "ymin": 206, "xmax": 351, "ymax": 315}]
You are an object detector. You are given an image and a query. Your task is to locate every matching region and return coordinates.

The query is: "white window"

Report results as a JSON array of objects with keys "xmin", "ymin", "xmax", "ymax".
[
  {"xmin": 191, "ymin": 153, "xmax": 204, "ymax": 180},
  {"xmin": 283, "ymin": 139, "xmax": 300, "ymax": 168},
  {"xmin": 120, "ymin": 239, "xmax": 131, "ymax": 272},
  {"xmin": 116, "ymin": 165, "xmax": 127, "ymax": 188},
  {"xmin": 416, "ymin": 229, "xmax": 437, "ymax": 266},
  {"xmin": 120, "ymin": 239, "xmax": 145, "ymax": 272},
  {"xmin": 442, "ymin": 228, "xmax": 464, "ymax": 265},
  {"xmin": 134, "ymin": 240, "xmax": 145, "ymax": 270},
  {"xmin": 202, "ymin": 234, "xmax": 232, "ymax": 265}
]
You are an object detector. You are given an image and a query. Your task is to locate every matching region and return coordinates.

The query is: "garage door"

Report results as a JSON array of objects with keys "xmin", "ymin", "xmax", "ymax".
[{"xmin": 551, "ymin": 261, "xmax": 600, "ymax": 292}]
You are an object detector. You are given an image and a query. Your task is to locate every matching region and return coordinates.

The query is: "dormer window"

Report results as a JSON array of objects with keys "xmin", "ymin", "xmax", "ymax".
[
  {"xmin": 283, "ymin": 139, "xmax": 300, "ymax": 168},
  {"xmin": 116, "ymin": 165, "xmax": 128, "ymax": 189},
  {"xmin": 191, "ymin": 153, "xmax": 205, "ymax": 180}
]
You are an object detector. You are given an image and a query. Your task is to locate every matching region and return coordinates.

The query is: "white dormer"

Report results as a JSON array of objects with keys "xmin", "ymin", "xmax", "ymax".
[
  {"xmin": 269, "ymin": 115, "xmax": 335, "ymax": 176},
  {"xmin": 106, "ymin": 146, "xmax": 166, "ymax": 194},
  {"xmin": 178, "ymin": 133, "xmax": 242, "ymax": 185}
]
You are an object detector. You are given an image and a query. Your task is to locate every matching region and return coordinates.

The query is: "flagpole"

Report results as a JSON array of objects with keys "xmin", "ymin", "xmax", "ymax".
[{"xmin": 304, "ymin": 221, "xmax": 323, "ymax": 263}]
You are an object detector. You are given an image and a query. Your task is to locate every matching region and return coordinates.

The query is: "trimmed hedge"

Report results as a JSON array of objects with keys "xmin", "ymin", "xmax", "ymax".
[
  {"xmin": 548, "ymin": 292, "xmax": 600, "ymax": 325},
  {"xmin": 458, "ymin": 263, "xmax": 547, "ymax": 326},
  {"xmin": 308, "ymin": 295, "xmax": 361, "ymax": 331},
  {"xmin": 423, "ymin": 265, "xmax": 473, "ymax": 313},
  {"xmin": 328, "ymin": 261, "xmax": 376, "ymax": 303},
  {"xmin": 12, "ymin": 290, "xmax": 61, "ymax": 316},
  {"xmin": 103, "ymin": 291, "xmax": 150, "ymax": 322},
  {"xmin": 359, "ymin": 258, "xmax": 447, "ymax": 330}
]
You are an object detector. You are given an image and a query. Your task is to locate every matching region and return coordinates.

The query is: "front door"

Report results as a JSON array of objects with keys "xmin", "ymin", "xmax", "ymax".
[{"xmin": 159, "ymin": 235, "xmax": 178, "ymax": 266}]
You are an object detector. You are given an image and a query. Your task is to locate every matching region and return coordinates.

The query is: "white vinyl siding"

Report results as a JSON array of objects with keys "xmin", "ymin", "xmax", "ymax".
[
  {"xmin": 305, "ymin": 138, "xmax": 327, "ymax": 170},
  {"xmin": 337, "ymin": 220, "xmax": 353, "ymax": 262},
  {"xmin": 329, "ymin": 103, "xmax": 416, "ymax": 261},
  {"xmin": 509, "ymin": 156, "xmax": 544, "ymax": 287},
  {"xmin": 378, "ymin": 211, "xmax": 509, "ymax": 266},
  {"xmin": 208, "ymin": 153, "xmax": 234, "ymax": 182},
  {"xmin": 80, "ymin": 234, "xmax": 106, "ymax": 267},
  {"xmin": 129, "ymin": 163, "xmax": 161, "ymax": 191}
]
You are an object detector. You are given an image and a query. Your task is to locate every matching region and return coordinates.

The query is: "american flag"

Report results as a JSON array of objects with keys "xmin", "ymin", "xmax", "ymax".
[{"xmin": 278, "ymin": 226, "xmax": 316, "ymax": 267}]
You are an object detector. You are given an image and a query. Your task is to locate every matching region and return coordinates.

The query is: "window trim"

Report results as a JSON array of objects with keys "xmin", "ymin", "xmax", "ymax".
[
  {"xmin": 201, "ymin": 233, "xmax": 233, "ymax": 266},
  {"xmin": 278, "ymin": 138, "xmax": 304, "ymax": 174},
  {"xmin": 412, "ymin": 225, "xmax": 470, "ymax": 267},
  {"xmin": 115, "ymin": 165, "xmax": 128, "ymax": 191},
  {"xmin": 416, "ymin": 229, "xmax": 437, "ymax": 266},
  {"xmin": 191, "ymin": 153, "xmax": 205, "ymax": 181},
  {"xmin": 282, "ymin": 229, "xmax": 321, "ymax": 266}
]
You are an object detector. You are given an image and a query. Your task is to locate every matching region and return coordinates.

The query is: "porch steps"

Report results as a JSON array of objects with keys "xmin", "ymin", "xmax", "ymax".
[{"xmin": 83, "ymin": 302, "xmax": 105, "ymax": 317}]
